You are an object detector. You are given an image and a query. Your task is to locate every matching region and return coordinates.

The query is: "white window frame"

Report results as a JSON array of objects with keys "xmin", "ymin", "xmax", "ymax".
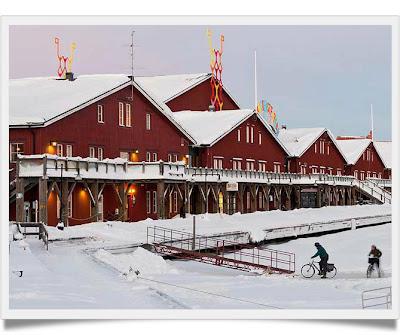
[
  {"xmin": 320, "ymin": 167, "xmax": 325, "ymax": 174},
  {"xmin": 173, "ymin": 154, "xmax": 178, "ymax": 162},
  {"xmin": 378, "ymin": 173, "xmax": 382, "ymax": 179},
  {"xmin": 118, "ymin": 102, "xmax": 125, "ymax": 126},
  {"xmin": 56, "ymin": 143, "xmax": 63, "ymax": 157},
  {"xmin": 327, "ymin": 144, "xmax": 330, "ymax": 155},
  {"xmin": 360, "ymin": 171, "xmax": 365, "ymax": 180},
  {"xmin": 98, "ymin": 147, "xmax": 103, "ymax": 160},
  {"xmin": 233, "ymin": 159, "xmax": 242, "ymax": 170},
  {"xmin": 146, "ymin": 191, "xmax": 151, "ymax": 214},
  {"xmin": 213, "ymin": 157, "xmax": 223, "ymax": 169},
  {"xmin": 146, "ymin": 113, "xmax": 151, "ymax": 130},
  {"xmin": 167, "ymin": 154, "xmax": 172, "ymax": 162},
  {"xmin": 97, "ymin": 104, "xmax": 104, "ymax": 123},
  {"xmin": 258, "ymin": 161, "xmax": 266, "ymax": 172},
  {"xmin": 246, "ymin": 160, "xmax": 255, "ymax": 171},
  {"xmin": 311, "ymin": 166, "xmax": 318, "ymax": 174},
  {"xmin": 237, "ymin": 129, "xmax": 241, "ymax": 142},
  {"xmin": 89, "ymin": 146, "xmax": 96, "ymax": 158},
  {"xmin": 354, "ymin": 170, "xmax": 359, "ymax": 179},
  {"xmin": 125, "ymin": 103, "xmax": 131, "ymax": 127},
  {"xmin": 337, "ymin": 168, "xmax": 342, "ymax": 176},
  {"xmin": 250, "ymin": 126, "xmax": 254, "ymax": 143},
  {"xmin": 10, "ymin": 143, "xmax": 24, "ymax": 162},
  {"xmin": 246, "ymin": 125, "xmax": 249, "ymax": 143},
  {"xmin": 314, "ymin": 143, "xmax": 317, "ymax": 154},
  {"xmin": 258, "ymin": 132, "xmax": 262, "ymax": 145},
  {"xmin": 66, "ymin": 144, "xmax": 73, "ymax": 157},
  {"xmin": 300, "ymin": 165, "xmax": 307, "ymax": 174},
  {"xmin": 274, "ymin": 162, "xmax": 281, "ymax": 173},
  {"xmin": 152, "ymin": 191, "xmax": 157, "ymax": 214},
  {"xmin": 320, "ymin": 141, "xmax": 324, "ymax": 154},
  {"xmin": 146, "ymin": 152, "xmax": 151, "ymax": 162},
  {"xmin": 153, "ymin": 152, "xmax": 158, "ymax": 162}
]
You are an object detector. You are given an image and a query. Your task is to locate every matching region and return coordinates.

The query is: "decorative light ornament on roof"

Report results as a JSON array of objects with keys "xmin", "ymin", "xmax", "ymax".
[
  {"xmin": 54, "ymin": 37, "xmax": 76, "ymax": 79},
  {"xmin": 257, "ymin": 100, "xmax": 279, "ymax": 134},
  {"xmin": 207, "ymin": 29, "xmax": 224, "ymax": 111}
]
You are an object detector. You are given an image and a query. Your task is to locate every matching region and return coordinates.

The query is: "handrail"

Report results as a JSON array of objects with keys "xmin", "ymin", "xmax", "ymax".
[{"xmin": 362, "ymin": 286, "xmax": 391, "ymax": 309}]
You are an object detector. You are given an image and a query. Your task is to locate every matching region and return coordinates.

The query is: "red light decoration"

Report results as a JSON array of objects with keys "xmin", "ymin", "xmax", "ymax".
[
  {"xmin": 54, "ymin": 37, "xmax": 76, "ymax": 78},
  {"xmin": 207, "ymin": 29, "xmax": 224, "ymax": 111}
]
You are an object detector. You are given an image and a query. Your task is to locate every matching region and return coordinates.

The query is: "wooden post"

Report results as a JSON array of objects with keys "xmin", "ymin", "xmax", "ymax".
[
  {"xmin": 157, "ymin": 181, "xmax": 165, "ymax": 219},
  {"xmin": 250, "ymin": 184, "xmax": 257, "ymax": 213},
  {"xmin": 15, "ymin": 177, "xmax": 25, "ymax": 223},
  {"xmin": 61, "ymin": 180, "xmax": 69, "ymax": 226},
  {"xmin": 118, "ymin": 183, "xmax": 127, "ymax": 221},
  {"xmin": 264, "ymin": 185, "xmax": 270, "ymax": 211},
  {"xmin": 237, "ymin": 184, "xmax": 244, "ymax": 213},
  {"xmin": 91, "ymin": 181, "xmax": 99, "ymax": 222},
  {"xmin": 38, "ymin": 178, "xmax": 48, "ymax": 225},
  {"xmin": 316, "ymin": 186, "xmax": 322, "ymax": 208}
]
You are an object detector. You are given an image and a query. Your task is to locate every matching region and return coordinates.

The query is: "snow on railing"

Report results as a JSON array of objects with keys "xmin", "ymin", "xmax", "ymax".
[
  {"xmin": 355, "ymin": 179, "xmax": 391, "ymax": 204},
  {"xmin": 367, "ymin": 178, "xmax": 392, "ymax": 188}
]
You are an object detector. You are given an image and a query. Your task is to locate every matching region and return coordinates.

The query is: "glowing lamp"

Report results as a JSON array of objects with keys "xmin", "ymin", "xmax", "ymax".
[
  {"xmin": 134, "ymin": 149, "xmax": 139, "ymax": 154},
  {"xmin": 51, "ymin": 141, "xmax": 57, "ymax": 146}
]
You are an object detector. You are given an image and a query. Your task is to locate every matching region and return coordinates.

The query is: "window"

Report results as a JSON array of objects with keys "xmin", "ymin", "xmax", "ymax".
[
  {"xmin": 146, "ymin": 113, "xmax": 151, "ymax": 130},
  {"xmin": 354, "ymin": 170, "xmax": 358, "ymax": 179},
  {"xmin": 213, "ymin": 157, "xmax": 223, "ymax": 169},
  {"xmin": 9, "ymin": 143, "xmax": 24, "ymax": 162},
  {"xmin": 372, "ymin": 172, "xmax": 376, "ymax": 178},
  {"xmin": 89, "ymin": 146, "xmax": 96, "ymax": 158},
  {"xmin": 300, "ymin": 165, "xmax": 307, "ymax": 174},
  {"xmin": 173, "ymin": 154, "xmax": 178, "ymax": 162},
  {"xmin": 120, "ymin": 151, "xmax": 129, "ymax": 160},
  {"xmin": 233, "ymin": 159, "xmax": 242, "ymax": 170},
  {"xmin": 246, "ymin": 125, "xmax": 249, "ymax": 143},
  {"xmin": 366, "ymin": 171, "xmax": 371, "ymax": 178},
  {"xmin": 311, "ymin": 166, "xmax": 318, "ymax": 174},
  {"xmin": 97, "ymin": 105, "xmax": 104, "ymax": 123},
  {"xmin": 98, "ymin": 147, "xmax": 103, "ymax": 160},
  {"xmin": 66, "ymin": 144, "xmax": 73, "ymax": 157},
  {"xmin": 152, "ymin": 191, "xmax": 157, "ymax": 214},
  {"xmin": 167, "ymin": 154, "xmax": 172, "ymax": 162},
  {"xmin": 319, "ymin": 141, "xmax": 324, "ymax": 154},
  {"xmin": 250, "ymin": 126, "xmax": 254, "ymax": 143},
  {"xmin": 371, "ymin": 152, "xmax": 373, "ymax": 162},
  {"xmin": 56, "ymin": 143, "xmax": 63, "ymax": 157},
  {"xmin": 378, "ymin": 173, "xmax": 382, "ymax": 179},
  {"xmin": 146, "ymin": 191, "xmax": 151, "ymax": 214},
  {"xmin": 328, "ymin": 168, "xmax": 333, "ymax": 175},
  {"xmin": 153, "ymin": 152, "xmax": 158, "ymax": 162},
  {"xmin": 360, "ymin": 171, "xmax": 365, "ymax": 180},
  {"xmin": 274, "ymin": 163, "xmax": 281, "ymax": 173},
  {"xmin": 320, "ymin": 167, "xmax": 325, "ymax": 174},
  {"xmin": 146, "ymin": 152, "xmax": 151, "ymax": 162},
  {"xmin": 258, "ymin": 132, "xmax": 262, "ymax": 145},
  {"xmin": 337, "ymin": 169, "xmax": 342, "ymax": 176},
  {"xmin": 258, "ymin": 161, "xmax": 266, "ymax": 172},
  {"xmin": 314, "ymin": 143, "xmax": 317, "ymax": 154},
  {"xmin": 237, "ymin": 129, "xmax": 241, "ymax": 142},
  {"xmin": 246, "ymin": 160, "xmax": 255, "ymax": 171},
  {"xmin": 327, "ymin": 144, "xmax": 330, "ymax": 155},
  {"xmin": 118, "ymin": 102, "xmax": 125, "ymax": 126},
  {"xmin": 125, "ymin": 103, "xmax": 131, "ymax": 127},
  {"xmin": 173, "ymin": 191, "xmax": 178, "ymax": 213}
]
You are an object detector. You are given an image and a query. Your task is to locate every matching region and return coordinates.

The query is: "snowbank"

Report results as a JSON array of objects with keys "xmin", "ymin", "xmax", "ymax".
[{"xmin": 93, "ymin": 247, "xmax": 172, "ymax": 276}]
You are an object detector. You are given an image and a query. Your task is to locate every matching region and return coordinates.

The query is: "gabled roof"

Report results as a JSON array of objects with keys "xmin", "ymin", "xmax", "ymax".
[
  {"xmin": 172, "ymin": 109, "xmax": 254, "ymax": 146},
  {"xmin": 336, "ymin": 138, "xmax": 372, "ymax": 165},
  {"xmin": 135, "ymin": 73, "xmax": 240, "ymax": 108},
  {"xmin": 374, "ymin": 141, "xmax": 392, "ymax": 169},
  {"xmin": 277, "ymin": 127, "xmax": 346, "ymax": 161},
  {"xmin": 172, "ymin": 109, "xmax": 290, "ymax": 154}
]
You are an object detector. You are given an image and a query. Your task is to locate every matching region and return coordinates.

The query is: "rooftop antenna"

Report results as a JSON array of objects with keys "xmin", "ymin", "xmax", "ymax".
[
  {"xmin": 370, "ymin": 104, "xmax": 374, "ymax": 141},
  {"xmin": 254, "ymin": 50, "xmax": 258, "ymax": 110},
  {"xmin": 130, "ymin": 30, "xmax": 135, "ymax": 101}
]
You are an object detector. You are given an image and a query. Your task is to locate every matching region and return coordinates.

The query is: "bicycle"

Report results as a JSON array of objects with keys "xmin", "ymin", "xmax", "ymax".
[
  {"xmin": 366, "ymin": 257, "xmax": 381, "ymax": 278},
  {"xmin": 301, "ymin": 259, "xmax": 337, "ymax": 279}
]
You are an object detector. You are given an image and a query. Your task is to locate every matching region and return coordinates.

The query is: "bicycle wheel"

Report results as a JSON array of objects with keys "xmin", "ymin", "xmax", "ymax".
[
  {"xmin": 326, "ymin": 266, "xmax": 337, "ymax": 279},
  {"xmin": 301, "ymin": 264, "xmax": 315, "ymax": 278},
  {"xmin": 366, "ymin": 265, "xmax": 372, "ymax": 278}
]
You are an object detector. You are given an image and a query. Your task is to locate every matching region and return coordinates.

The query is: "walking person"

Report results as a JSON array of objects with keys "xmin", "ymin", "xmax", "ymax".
[{"xmin": 311, "ymin": 242, "xmax": 329, "ymax": 279}]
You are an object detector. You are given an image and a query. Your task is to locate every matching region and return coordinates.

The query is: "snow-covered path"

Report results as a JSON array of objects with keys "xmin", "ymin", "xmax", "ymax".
[{"xmin": 9, "ymin": 221, "xmax": 392, "ymax": 309}]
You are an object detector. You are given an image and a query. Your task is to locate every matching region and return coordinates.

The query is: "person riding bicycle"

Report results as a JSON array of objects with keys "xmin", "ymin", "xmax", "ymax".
[
  {"xmin": 368, "ymin": 245, "xmax": 382, "ymax": 269},
  {"xmin": 311, "ymin": 242, "xmax": 329, "ymax": 278}
]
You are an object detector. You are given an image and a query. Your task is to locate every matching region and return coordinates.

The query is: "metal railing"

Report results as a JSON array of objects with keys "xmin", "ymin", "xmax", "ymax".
[
  {"xmin": 147, "ymin": 226, "xmax": 295, "ymax": 273},
  {"xmin": 362, "ymin": 286, "xmax": 392, "ymax": 309}
]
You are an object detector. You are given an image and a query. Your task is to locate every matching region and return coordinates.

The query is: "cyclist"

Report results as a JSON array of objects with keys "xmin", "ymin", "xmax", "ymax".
[
  {"xmin": 311, "ymin": 242, "xmax": 329, "ymax": 278},
  {"xmin": 368, "ymin": 244, "xmax": 382, "ymax": 270}
]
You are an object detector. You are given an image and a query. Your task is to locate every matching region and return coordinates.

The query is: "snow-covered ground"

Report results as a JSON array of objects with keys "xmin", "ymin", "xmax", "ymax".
[
  {"xmin": 46, "ymin": 204, "xmax": 391, "ymax": 245},
  {"xmin": 9, "ymin": 206, "xmax": 392, "ymax": 310}
]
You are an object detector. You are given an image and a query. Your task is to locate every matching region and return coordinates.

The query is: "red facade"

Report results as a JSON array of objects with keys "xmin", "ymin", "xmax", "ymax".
[
  {"xmin": 343, "ymin": 142, "xmax": 386, "ymax": 180},
  {"xmin": 166, "ymin": 80, "xmax": 239, "ymax": 112},
  {"xmin": 194, "ymin": 114, "xmax": 287, "ymax": 172},
  {"xmin": 288, "ymin": 131, "xmax": 347, "ymax": 176}
]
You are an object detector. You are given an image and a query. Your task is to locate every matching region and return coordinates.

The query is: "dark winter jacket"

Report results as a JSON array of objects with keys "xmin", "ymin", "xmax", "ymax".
[
  {"xmin": 369, "ymin": 248, "xmax": 382, "ymax": 258},
  {"xmin": 311, "ymin": 245, "xmax": 328, "ymax": 259}
]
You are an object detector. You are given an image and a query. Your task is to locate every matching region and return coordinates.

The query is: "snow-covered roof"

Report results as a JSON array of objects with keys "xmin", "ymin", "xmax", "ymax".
[
  {"xmin": 374, "ymin": 141, "xmax": 392, "ymax": 169},
  {"xmin": 10, "ymin": 74, "xmax": 131, "ymax": 126},
  {"xmin": 277, "ymin": 127, "xmax": 339, "ymax": 158},
  {"xmin": 173, "ymin": 109, "xmax": 254, "ymax": 145},
  {"xmin": 336, "ymin": 138, "xmax": 371, "ymax": 165}
]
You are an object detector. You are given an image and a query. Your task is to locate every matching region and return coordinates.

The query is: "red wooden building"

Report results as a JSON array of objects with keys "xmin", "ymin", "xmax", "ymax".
[
  {"xmin": 278, "ymin": 128, "xmax": 348, "ymax": 176},
  {"xmin": 336, "ymin": 138, "xmax": 386, "ymax": 180}
]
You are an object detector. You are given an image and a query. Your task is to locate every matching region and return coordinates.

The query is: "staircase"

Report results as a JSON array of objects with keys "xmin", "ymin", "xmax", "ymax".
[
  {"xmin": 355, "ymin": 179, "xmax": 391, "ymax": 204},
  {"xmin": 9, "ymin": 179, "xmax": 38, "ymax": 203}
]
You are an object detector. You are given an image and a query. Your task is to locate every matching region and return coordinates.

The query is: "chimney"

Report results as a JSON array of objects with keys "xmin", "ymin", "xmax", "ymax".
[
  {"xmin": 281, "ymin": 124, "xmax": 287, "ymax": 130},
  {"xmin": 208, "ymin": 104, "xmax": 216, "ymax": 112},
  {"xmin": 65, "ymin": 72, "xmax": 75, "ymax": 81}
]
